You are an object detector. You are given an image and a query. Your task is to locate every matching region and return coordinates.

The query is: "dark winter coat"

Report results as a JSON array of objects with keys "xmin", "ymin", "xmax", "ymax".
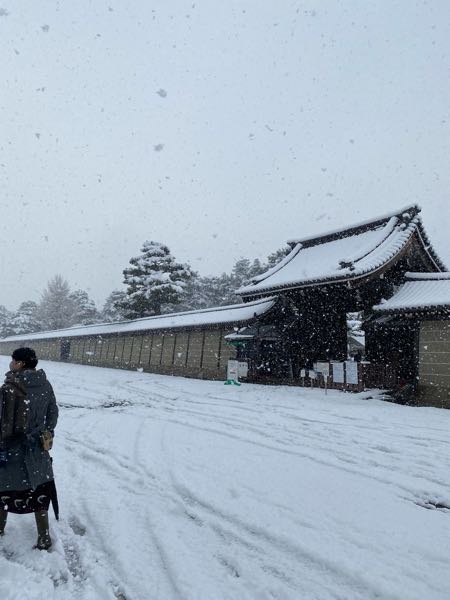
[{"xmin": 0, "ymin": 369, "xmax": 58, "ymax": 492}]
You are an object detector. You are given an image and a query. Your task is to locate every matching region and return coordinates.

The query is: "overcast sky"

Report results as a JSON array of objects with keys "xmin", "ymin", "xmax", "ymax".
[{"xmin": 1, "ymin": 1, "xmax": 449, "ymax": 310}]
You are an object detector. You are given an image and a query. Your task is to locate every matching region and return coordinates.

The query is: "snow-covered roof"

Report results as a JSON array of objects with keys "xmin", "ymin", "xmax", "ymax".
[
  {"xmin": 0, "ymin": 298, "xmax": 276, "ymax": 342},
  {"xmin": 373, "ymin": 273, "xmax": 450, "ymax": 313},
  {"xmin": 239, "ymin": 205, "xmax": 445, "ymax": 297},
  {"xmin": 404, "ymin": 272, "xmax": 450, "ymax": 281},
  {"xmin": 286, "ymin": 204, "xmax": 418, "ymax": 245}
]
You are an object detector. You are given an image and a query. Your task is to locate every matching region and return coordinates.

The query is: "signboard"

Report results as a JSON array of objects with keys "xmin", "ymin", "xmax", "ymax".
[
  {"xmin": 300, "ymin": 369, "xmax": 306, "ymax": 378},
  {"xmin": 314, "ymin": 362, "xmax": 330, "ymax": 377},
  {"xmin": 331, "ymin": 362, "xmax": 345, "ymax": 384},
  {"xmin": 238, "ymin": 362, "xmax": 248, "ymax": 378},
  {"xmin": 227, "ymin": 360, "xmax": 239, "ymax": 382},
  {"xmin": 308, "ymin": 370, "xmax": 316, "ymax": 379},
  {"xmin": 345, "ymin": 360, "xmax": 359, "ymax": 385}
]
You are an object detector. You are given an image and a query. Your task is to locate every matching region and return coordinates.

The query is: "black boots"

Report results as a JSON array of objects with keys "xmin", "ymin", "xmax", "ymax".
[
  {"xmin": 0, "ymin": 507, "xmax": 6, "ymax": 536},
  {"xmin": 0, "ymin": 508, "xmax": 51, "ymax": 550},
  {"xmin": 35, "ymin": 511, "xmax": 52, "ymax": 551}
]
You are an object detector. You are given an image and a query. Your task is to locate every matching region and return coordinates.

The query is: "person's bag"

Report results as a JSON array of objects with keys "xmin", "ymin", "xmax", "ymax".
[
  {"xmin": 0, "ymin": 378, "xmax": 29, "ymax": 444},
  {"xmin": 40, "ymin": 430, "xmax": 53, "ymax": 451}
]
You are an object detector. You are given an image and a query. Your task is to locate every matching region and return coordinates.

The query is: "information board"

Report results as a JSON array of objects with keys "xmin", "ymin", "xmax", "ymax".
[
  {"xmin": 345, "ymin": 360, "xmax": 359, "ymax": 385},
  {"xmin": 314, "ymin": 362, "xmax": 330, "ymax": 376},
  {"xmin": 331, "ymin": 362, "xmax": 345, "ymax": 384},
  {"xmin": 238, "ymin": 362, "xmax": 248, "ymax": 377},
  {"xmin": 227, "ymin": 360, "xmax": 239, "ymax": 382}
]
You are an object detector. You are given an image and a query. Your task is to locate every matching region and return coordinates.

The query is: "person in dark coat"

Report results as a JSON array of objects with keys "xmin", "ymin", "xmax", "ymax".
[{"xmin": 0, "ymin": 347, "xmax": 58, "ymax": 550}]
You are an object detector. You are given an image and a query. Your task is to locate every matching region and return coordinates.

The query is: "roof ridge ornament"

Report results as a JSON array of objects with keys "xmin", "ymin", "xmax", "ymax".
[
  {"xmin": 339, "ymin": 260, "xmax": 355, "ymax": 271},
  {"xmin": 398, "ymin": 208, "xmax": 416, "ymax": 229}
]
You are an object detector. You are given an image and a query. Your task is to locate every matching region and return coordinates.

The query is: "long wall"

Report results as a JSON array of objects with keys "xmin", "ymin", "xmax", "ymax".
[
  {"xmin": 0, "ymin": 327, "xmax": 237, "ymax": 380},
  {"xmin": 418, "ymin": 319, "xmax": 450, "ymax": 407}
]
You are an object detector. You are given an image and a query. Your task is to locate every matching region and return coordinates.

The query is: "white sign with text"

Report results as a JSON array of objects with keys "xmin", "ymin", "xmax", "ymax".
[{"xmin": 345, "ymin": 360, "xmax": 359, "ymax": 385}]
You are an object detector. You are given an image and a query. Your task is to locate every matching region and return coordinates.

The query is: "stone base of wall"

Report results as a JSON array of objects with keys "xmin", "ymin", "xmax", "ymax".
[
  {"xmin": 417, "ymin": 385, "xmax": 450, "ymax": 408},
  {"xmin": 0, "ymin": 351, "xmax": 228, "ymax": 382}
]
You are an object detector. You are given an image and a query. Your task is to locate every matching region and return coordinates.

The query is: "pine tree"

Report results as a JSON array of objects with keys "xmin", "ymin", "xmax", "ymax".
[
  {"xmin": 176, "ymin": 273, "xmax": 230, "ymax": 311},
  {"xmin": 101, "ymin": 290, "xmax": 127, "ymax": 322},
  {"xmin": 10, "ymin": 301, "xmax": 40, "ymax": 335},
  {"xmin": 69, "ymin": 290, "xmax": 99, "ymax": 325},
  {"xmin": 231, "ymin": 258, "xmax": 252, "ymax": 289},
  {"xmin": 266, "ymin": 246, "xmax": 291, "ymax": 269},
  {"xmin": 248, "ymin": 258, "xmax": 264, "ymax": 279},
  {"xmin": 0, "ymin": 305, "xmax": 14, "ymax": 338},
  {"xmin": 121, "ymin": 241, "xmax": 193, "ymax": 318},
  {"xmin": 201, "ymin": 273, "xmax": 236, "ymax": 307},
  {"xmin": 178, "ymin": 258, "xmax": 268, "ymax": 311},
  {"xmin": 231, "ymin": 258, "xmax": 266, "ymax": 290},
  {"xmin": 38, "ymin": 275, "xmax": 75, "ymax": 330}
]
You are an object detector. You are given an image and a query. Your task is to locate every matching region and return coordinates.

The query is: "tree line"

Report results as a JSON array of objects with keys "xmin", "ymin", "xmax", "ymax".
[{"xmin": 0, "ymin": 241, "xmax": 290, "ymax": 337}]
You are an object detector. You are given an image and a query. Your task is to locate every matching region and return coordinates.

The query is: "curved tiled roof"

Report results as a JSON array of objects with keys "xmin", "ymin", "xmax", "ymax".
[
  {"xmin": 239, "ymin": 205, "xmax": 445, "ymax": 298},
  {"xmin": 373, "ymin": 273, "xmax": 450, "ymax": 314},
  {"xmin": 0, "ymin": 297, "xmax": 277, "ymax": 342}
]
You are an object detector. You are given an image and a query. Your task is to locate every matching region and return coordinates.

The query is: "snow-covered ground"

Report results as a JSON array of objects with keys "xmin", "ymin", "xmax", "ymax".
[{"xmin": 1, "ymin": 358, "xmax": 450, "ymax": 600}]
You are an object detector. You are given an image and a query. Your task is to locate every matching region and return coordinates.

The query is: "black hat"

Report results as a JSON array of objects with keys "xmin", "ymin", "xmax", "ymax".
[{"xmin": 12, "ymin": 347, "xmax": 38, "ymax": 369}]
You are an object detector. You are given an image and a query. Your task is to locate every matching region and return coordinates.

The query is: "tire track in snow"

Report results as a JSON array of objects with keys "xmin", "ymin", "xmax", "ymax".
[
  {"xmin": 118, "ymin": 380, "xmax": 450, "ymax": 497},
  {"xmin": 48, "ymin": 366, "xmax": 450, "ymax": 599},
  {"xmin": 57, "ymin": 436, "xmax": 150, "ymax": 599},
  {"xmin": 156, "ymin": 426, "xmax": 400, "ymax": 600},
  {"xmin": 61, "ymin": 420, "xmax": 187, "ymax": 599},
  {"xmin": 136, "ymin": 406, "xmax": 450, "ymax": 507},
  {"xmin": 170, "ymin": 478, "xmax": 399, "ymax": 600}
]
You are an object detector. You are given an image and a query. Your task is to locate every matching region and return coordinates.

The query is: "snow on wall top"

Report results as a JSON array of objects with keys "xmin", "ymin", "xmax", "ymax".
[
  {"xmin": 0, "ymin": 298, "xmax": 276, "ymax": 343},
  {"xmin": 239, "ymin": 205, "xmax": 444, "ymax": 296},
  {"xmin": 373, "ymin": 274, "xmax": 450, "ymax": 312}
]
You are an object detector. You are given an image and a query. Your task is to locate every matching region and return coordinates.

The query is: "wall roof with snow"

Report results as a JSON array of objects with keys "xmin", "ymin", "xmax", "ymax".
[
  {"xmin": 0, "ymin": 298, "xmax": 277, "ymax": 343},
  {"xmin": 239, "ymin": 205, "xmax": 445, "ymax": 298},
  {"xmin": 373, "ymin": 272, "xmax": 450, "ymax": 314}
]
